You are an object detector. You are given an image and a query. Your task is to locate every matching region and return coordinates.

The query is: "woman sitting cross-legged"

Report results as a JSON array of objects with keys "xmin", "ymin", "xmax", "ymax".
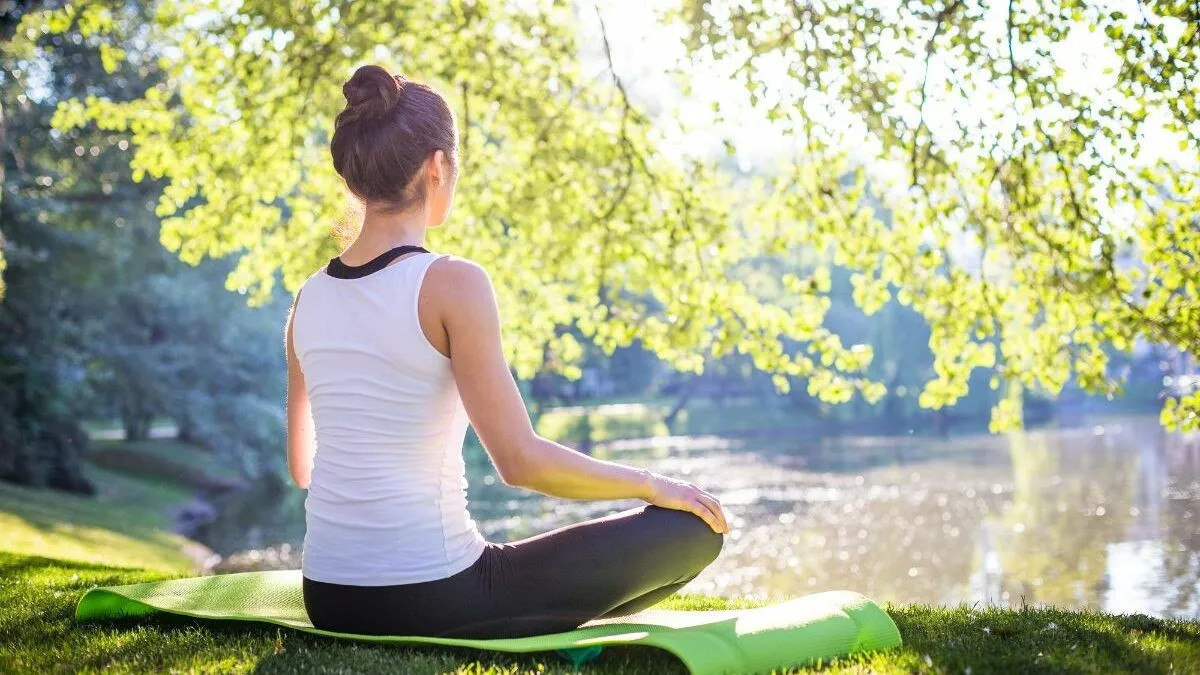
[{"xmin": 284, "ymin": 64, "xmax": 729, "ymax": 640}]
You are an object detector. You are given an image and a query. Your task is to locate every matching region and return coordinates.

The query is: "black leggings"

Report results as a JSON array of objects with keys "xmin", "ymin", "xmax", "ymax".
[{"xmin": 302, "ymin": 504, "xmax": 725, "ymax": 639}]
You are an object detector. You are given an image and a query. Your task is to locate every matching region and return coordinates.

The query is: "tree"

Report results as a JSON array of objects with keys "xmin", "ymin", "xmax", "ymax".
[
  {"xmin": 0, "ymin": 1, "xmax": 53, "ymax": 300},
  {"xmin": 21, "ymin": 0, "xmax": 1199, "ymax": 432},
  {"xmin": 674, "ymin": 0, "xmax": 1199, "ymax": 431},
  {"xmin": 0, "ymin": 0, "xmax": 145, "ymax": 492},
  {"xmin": 0, "ymin": 0, "xmax": 287, "ymax": 490},
  {"xmin": 22, "ymin": 0, "xmax": 881, "ymax": 411}
]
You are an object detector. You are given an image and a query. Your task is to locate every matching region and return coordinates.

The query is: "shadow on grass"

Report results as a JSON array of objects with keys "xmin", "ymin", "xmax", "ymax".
[
  {"xmin": 0, "ymin": 470, "xmax": 181, "ymax": 541},
  {"xmin": 0, "ymin": 551, "xmax": 155, "ymax": 578}
]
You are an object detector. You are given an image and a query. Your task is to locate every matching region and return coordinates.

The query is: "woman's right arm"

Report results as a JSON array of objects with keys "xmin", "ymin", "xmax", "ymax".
[{"xmin": 425, "ymin": 257, "xmax": 728, "ymax": 534}]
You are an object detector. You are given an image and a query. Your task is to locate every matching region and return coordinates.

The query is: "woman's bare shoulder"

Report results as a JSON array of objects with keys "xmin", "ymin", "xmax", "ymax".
[{"xmin": 425, "ymin": 254, "xmax": 495, "ymax": 303}]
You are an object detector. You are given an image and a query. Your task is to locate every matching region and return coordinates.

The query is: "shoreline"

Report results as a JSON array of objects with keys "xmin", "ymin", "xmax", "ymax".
[
  {"xmin": 167, "ymin": 476, "xmax": 249, "ymax": 574},
  {"xmin": 171, "ymin": 479, "xmax": 308, "ymax": 575}
]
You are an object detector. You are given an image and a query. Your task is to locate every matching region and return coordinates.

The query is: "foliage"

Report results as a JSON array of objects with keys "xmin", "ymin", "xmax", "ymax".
[
  {"xmin": 673, "ymin": 0, "xmax": 1199, "ymax": 430},
  {"xmin": 0, "ymin": 1, "xmax": 288, "ymax": 490},
  {"xmin": 22, "ymin": 0, "xmax": 881, "ymax": 410},
  {"xmin": 14, "ymin": 0, "xmax": 1199, "ymax": 431},
  {"xmin": 0, "ymin": 11, "xmax": 122, "ymax": 490},
  {"xmin": 0, "ymin": 207, "xmax": 96, "ymax": 492}
]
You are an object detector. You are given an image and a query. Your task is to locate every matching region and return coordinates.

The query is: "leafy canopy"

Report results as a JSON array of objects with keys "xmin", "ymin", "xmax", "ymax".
[
  {"xmin": 675, "ymin": 0, "xmax": 1199, "ymax": 431},
  {"xmin": 21, "ymin": 0, "xmax": 879, "ymax": 406},
  {"xmin": 14, "ymin": 0, "xmax": 1199, "ymax": 431}
]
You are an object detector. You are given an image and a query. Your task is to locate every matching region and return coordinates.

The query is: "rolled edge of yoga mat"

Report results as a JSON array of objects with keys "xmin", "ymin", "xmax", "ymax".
[
  {"xmin": 626, "ymin": 590, "xmax": 903, "ymax": 674},
  {"xmin": 74, "ymin": 571, "xmax": 903, "ymax": 675}
]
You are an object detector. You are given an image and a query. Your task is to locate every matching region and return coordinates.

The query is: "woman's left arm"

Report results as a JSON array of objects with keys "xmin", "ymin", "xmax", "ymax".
[{"xmin": 285, "ymin": 290, "xmax": 316, "ymax": 489}]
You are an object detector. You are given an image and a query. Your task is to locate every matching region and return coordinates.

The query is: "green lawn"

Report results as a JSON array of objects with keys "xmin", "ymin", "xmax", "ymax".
[
  {"xmin": 4, "ymin": 551, "xmax": 1199, "ymax": 674},
  {"xmin": 86, "ymin": 438, "xmax": 245, "ymax": 490},
  {"xmin": 0, "ymin": 462, "xmax": 204, "ymax": 572},
  {"xmin": 0, "ymin": 437, "xmax": 248, "ymax": 573},
  {"xmin": 2, "ymin": 438, "xmax": 1198, "ymax": 673}
]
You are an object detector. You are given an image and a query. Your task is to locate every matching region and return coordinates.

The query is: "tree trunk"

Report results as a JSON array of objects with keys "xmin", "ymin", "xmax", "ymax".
[
  {"xmin": 0, "ymin": 1, "xmax": 45, "ymax": 302},
  {"xmin": 663, "ymin": 379, "xmax": 697, "ymax": 433},
  {"xmin": 0, "ymin": 74, "xmax": 8, "ymax": 301}
]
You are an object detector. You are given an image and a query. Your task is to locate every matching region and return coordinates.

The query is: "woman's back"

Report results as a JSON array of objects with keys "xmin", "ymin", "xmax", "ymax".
[
  {"xmin": 291, "ymin": 65, "xmax": 725, "ymax": 638},
  {"xmin": 292, "ymin": 250, "xmax": 487, "ymax": 585}
]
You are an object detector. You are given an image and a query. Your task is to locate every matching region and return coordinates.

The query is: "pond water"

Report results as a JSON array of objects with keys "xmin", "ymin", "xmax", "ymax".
[{"xmin": 197, "ymin": 414, "xmax": 1200, "ymax": 619}]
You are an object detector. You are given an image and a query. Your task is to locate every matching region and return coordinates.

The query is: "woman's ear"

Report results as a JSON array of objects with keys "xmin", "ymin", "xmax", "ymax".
[{"xmin": 429, "ymin": 150, "xmax": 446, "ymax": 186}]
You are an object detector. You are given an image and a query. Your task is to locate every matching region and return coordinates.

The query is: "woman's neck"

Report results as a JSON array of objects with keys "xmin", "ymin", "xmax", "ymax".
[{"xmin": 343, "ymin": 207, "xmax": 428, "ymax": 265}]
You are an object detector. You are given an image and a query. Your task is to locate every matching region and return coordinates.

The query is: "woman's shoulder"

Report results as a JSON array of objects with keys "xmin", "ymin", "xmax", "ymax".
[
  {"xmin": 424, "ymin": 254, "xmax": 495, "ymax": 300},
  {"xmin": 292, "ymin": 267, "xmax": 325, "ymax": 302}
]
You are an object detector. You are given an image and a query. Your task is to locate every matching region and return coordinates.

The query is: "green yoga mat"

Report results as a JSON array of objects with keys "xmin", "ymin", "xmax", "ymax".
[{"xmin": 75, "ymin": 570, "xmax": 902, "ymax": 674}]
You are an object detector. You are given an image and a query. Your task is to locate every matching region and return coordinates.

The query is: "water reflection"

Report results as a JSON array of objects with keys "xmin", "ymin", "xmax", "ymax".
[
  {"xmin": 198, "ymin": 414, "xmax": 1199, "ymax": 618},
  {"xmin": 675, "ymin": 416, "xmax": 1199, "ymax": 619}
]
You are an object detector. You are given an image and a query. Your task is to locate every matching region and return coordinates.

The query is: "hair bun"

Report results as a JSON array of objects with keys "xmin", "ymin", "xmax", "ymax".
[{"xmin": 341, "ymin": 64, "xmax": 405, "ymax": 124}]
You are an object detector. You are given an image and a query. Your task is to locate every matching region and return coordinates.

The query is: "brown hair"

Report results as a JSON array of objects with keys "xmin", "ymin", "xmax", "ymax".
[{"xmin": 330, "ymin": 65, "xmax": 458, "ymax": 213}]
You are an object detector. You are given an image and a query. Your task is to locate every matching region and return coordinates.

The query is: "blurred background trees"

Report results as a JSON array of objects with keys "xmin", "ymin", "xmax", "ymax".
[{"xmin": 1, "ymin": 0, "xmax": 285, "ymax": 491}]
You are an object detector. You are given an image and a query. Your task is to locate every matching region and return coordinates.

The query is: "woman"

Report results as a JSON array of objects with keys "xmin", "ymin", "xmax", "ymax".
[{"xmin": 285, "ymin": 64, "xmax": 729, "ymax": 640}]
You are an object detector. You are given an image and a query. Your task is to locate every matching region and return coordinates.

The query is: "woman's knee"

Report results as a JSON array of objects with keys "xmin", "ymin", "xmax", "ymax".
[{"xmin": 642, "ymin": 504, "xmax": 725, "ymax": 569}]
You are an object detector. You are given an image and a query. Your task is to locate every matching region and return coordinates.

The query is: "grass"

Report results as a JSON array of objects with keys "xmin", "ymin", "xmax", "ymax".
[
  {"xmin": 2, "ymin": 437, "xmax": 1199, "ymax": 673},
  {"xmin": 0, "ymin": 462, "xmax": 203, "ymax": 572},
  {"xmin": 3, "ymin": 551, "xmax": 1199, "ymax": 674},
  {"xmin": 0, "ymin": 436, "xmax": 250, "ymax": 573},
  {"xmin": 86, "ymin": 438, "xmax": 245, "ymax": 490}
]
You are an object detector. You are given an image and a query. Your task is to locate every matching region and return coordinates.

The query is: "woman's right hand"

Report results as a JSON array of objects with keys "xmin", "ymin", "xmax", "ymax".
[{"xmin": 643, "ymin": 471, "xmax": 729, "ymax": 534}]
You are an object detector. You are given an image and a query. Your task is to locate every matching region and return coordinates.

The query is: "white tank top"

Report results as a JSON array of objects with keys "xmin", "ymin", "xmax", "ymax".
[{"xmin": 292, "ymin": 250, "xmax": 488, "ymax": 585}]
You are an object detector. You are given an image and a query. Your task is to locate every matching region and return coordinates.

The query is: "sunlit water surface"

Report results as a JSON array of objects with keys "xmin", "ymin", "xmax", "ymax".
[{"xmin": 199, "ymin": 415, "xmax": 1199, "ymax": 618}]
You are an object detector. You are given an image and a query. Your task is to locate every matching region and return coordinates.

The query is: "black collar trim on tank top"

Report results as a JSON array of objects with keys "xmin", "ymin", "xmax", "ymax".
[{"xmin": 326, "ymin": 245, "xmax": 430, "ymax": 279}]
